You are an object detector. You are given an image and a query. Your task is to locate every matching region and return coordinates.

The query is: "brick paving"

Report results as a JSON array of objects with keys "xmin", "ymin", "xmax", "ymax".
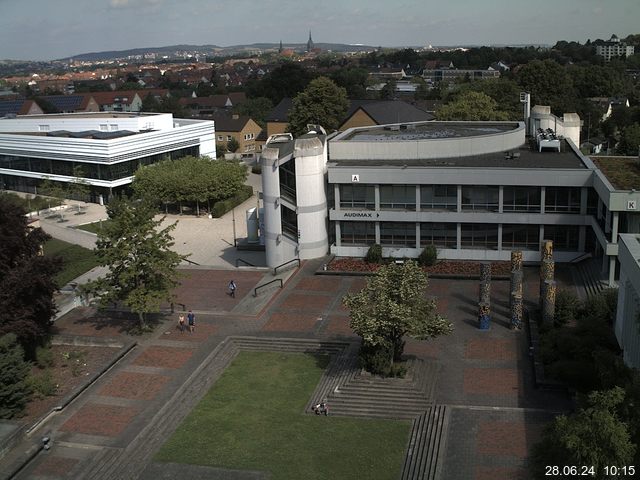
[
  {"xmin": 262, "ymin": 312, "xmax": 319, "ymax": 333},
  {"xmin": 160, "ymin": 322, "xmax": 218, "ymax": 341},
  {"xmin": 278, "ymin": 292, "xmax": 333, "ymax": 312},
  {"xmin": 465, "ymin": 338, "xmax": 517, "ymax": 361},
  {"xmin": 464, "ymin": 367, "xmax": 521, "ymax": 396},
  {"xmin": 321, "ymin": 314, "xmax": 357, "ymax": 337},
  {"xmin": 52, "ymin": 307, "xmax": 139, "ymax": 337},
  {"xmin": 60, "ymin": 403, "xmax": 139, "ymax": 437},
  {"xmin": 99, "ymin": 372, "xmax": 171, "ymax": 400},
  {"xmin": 475, "ymin": 466, "xmax": 527, "ymax": 480},
  {"xmin": 477, "ymin": 421, "xmax": 532, "ymax": 457},
  {"xmin": 132, "ymin": 346, "xmax": 194, "ymax": 369},
  {"xmin": 32, "ymin": 456, "xmax": 79, "ymax": 477},
  {"xmin": 296, "ymin": 276, "xmax": 342, "ymax": 292}
]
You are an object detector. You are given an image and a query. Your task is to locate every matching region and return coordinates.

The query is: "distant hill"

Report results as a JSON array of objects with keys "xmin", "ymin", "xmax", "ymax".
[{"xmin": 62, "ymin": 43, "xmax": 378, "ymax": 62}]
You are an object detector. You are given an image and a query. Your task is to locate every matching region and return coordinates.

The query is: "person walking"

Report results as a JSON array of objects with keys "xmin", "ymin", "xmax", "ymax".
[
  {"xmin": 228, "ymin": 280, "xmax": 237, "ymax": 298},
  {"xmin": 187, "ymin": 310, "xmax": 195, "ymax": 333},
  {"xmin": 178, "ymin": 313, "xmax": 185, "ymax": 333}
]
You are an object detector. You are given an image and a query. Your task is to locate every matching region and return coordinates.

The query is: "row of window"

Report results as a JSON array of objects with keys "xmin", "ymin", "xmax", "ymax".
[
  {"xmin": 339, "ymin": 185, "xmax": 595, "ymax": 214},
  {"xmin": 339, "ymin": 221, "xmax": 580, "ymax": 251},
  {"xmin": 0, "ymin": 146, "xmax": 199, "ymax": 181}
]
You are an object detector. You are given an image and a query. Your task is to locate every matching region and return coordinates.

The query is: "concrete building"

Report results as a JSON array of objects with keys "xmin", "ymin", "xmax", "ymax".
[
  {"xmin": 596, "ymin": 34, "xmax": 635, "ymax": 62},
  {"xmin": 615, "ymin": 233, "xmax": 640, "ymax": 368},
  {"xmin": 0, "ymin": 112, "xmax": 215, "ymax": 203},
  {"xmin": 260, "ymin": 112, "xmax": 640, "ymax": 286}
]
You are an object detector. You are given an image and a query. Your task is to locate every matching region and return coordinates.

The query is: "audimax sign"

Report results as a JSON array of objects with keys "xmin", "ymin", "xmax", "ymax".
[{"xmin": 341, "ymin": 211, "xmax": 380, "ymax": 218}]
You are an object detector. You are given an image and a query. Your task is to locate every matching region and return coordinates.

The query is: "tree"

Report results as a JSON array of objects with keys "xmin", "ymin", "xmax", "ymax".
[
  {"xmin": 437, "ymin": 91, "xmax": 510, "ymax": 121},
  {"xmin": 514, "ymin": 59, "xmax": 577, "ymax": 114},
  {"xmin": 343, "ymin": 261, "xmax": 452, "ymax": 372},
  {"xmin": 233, "ymin": 97, "xmax": 273, "ymax": 128},
  {"xmin": 617, "ymin": 123, "xmax": 640, "ymax": 156},
  {"xmin": 68, "ymin": 165, "xmax": 90, "ymax": 208},
  {"xmin": 245, "ymin": 62, "xmax": 315, "ymax": 104},
  {"xmin": 226, "ymin": 137, "xmax": 240, "ymax": 153},
  {"xmin": 0, "ymin": 195, "xmax": 60, "ymax": 358},
  {"xmin": 379, "ymin": 79, "xmax": 397, "ymax": 100},
  {"xmin": 287, "ymin": 77, "xmax": 349, "ymax": 136},
  {"xmin": 531, "ymin": 387, "xmax": 635, "ymax": 479},
  {"xmin": 0, "ymin": 334, "xmax": 32, "ymax": 419},
  {"xmin": 84, "ymin": 197, "xmax": 186, "ymax": 329}
]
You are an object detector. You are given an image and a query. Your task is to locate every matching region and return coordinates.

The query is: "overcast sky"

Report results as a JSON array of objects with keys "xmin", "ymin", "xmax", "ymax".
[{"xmin": 0, "ymin": 0, "xmax": 638, "ymax": 60}]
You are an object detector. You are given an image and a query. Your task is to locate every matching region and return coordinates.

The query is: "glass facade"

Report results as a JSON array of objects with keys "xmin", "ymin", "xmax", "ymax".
[
  {"xmin": 0, "ymin": 146, "xmax": 199, "ymax": 182},
  {"xmin": 340, "ymin": 184, "xmax": 375, "ymax": 210},
  {"xmin": 502, "ymin": 224, "xmax": 539, "ymax": 250},
  {"xmin": 341, "ymin": 221, "xmax": 375, "ymax": 245},
  {"xmin": 461, "ymin": 223, "xmax": 499, "ymax": 249},
  {"xmin": 462, "ymin": 186, "xmax": 499, "ymax": 211},
  {"xmin": 503, "ymin": 186, "xmax": 541, "ymax": 212},
  {"xmin": 380, "ymin": 222, "xmax": 416, "ymax": 246},
  {"xmin": 544, "ymin": 225, "xmax": 580, "ymax": 251},
  {"xmin": 420, "ymin": 223, "xmax": 457, "ymax": 248},
  {"xmin": 545, "ymin": 187, "xmax": 581, "ymax": 213},
  {"xmin": 380, "ymin": 185, "xmax": 415, "ymax": 210},
  {"xmin": 281, "ymin": 205, "xmax": 298, "ymax": 240},
  {"xmin": 420, "ymin": 185, "xmax": 457, "ymax": 211},
  {"xmin": 278, "ymin": 159, "xmax": 296, "ymax": 202}
]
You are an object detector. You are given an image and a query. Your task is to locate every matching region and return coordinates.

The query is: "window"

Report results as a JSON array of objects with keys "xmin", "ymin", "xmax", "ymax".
[
  {"xmin": 217, "ymin": 135, "xmax": 223, "ymax": 141},
  {"xmin": 461, "ymin": 223, "xmax": 499, "ymax": 249},
  {"xmin": 244, "ymin": 133, "xmax": 254, "ymax": 140},
  {"xmin": 279, "ymin": 159, "xmax": 296, "ymax": 202},
  {"xmin": 109, "ymin": 124, "xmax": 118, "ymax": 131},
  {"xmin": 99, "ymin": 124, "xmax": 108, "ymax": 132},
  {"xmin": 281, "ymin": 205, "xmax": 298, "ymax": 240},
  {"xmin": 503, "ymin": 187, "xmax": 541, "ymax": 212},
  {"xmin": 421, "ymin": 185, "xmax": 457, "ymax": 211},
  {"xmin": 341, "ymin": 221, "xmax": 375, "ymax": 245},
  {"xmin": 227, "ymin": 135, "xmax": 232, "ymax": 141},
  {"xmin": 340, "ymin": 184, "xmax": 375, "ymax": 210},
  {"xmin": 545, "ymin": 187, "xmax": 580, "ymax": 213},
  {"xmin": 380, "ymin": 185, "xmax": 415, "ymax": 210},
  {"xmin": 38, "ymin": 125, "xmax": 50, "ymax": 132},
  {"xmin": 462, "ymin": 186, "xmax": 499, "ymax": 211},
  {"xmin": 502, "ymin": 224, "xmax": 539, "ymax": 250},
  {"xmin": 380, "ymin": 222, "xmax": 416, "ymax": 246},
  {"xmin": 420, "ymin": 223, "xmax": 457, "ymax": 248},
  {"xmin": 544, "ymin": 225, "xmax": 579, "ymax": 251}
]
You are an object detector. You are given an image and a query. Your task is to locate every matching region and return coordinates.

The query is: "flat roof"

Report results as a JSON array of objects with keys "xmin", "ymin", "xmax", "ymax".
[
  {"xmin": 1, "ymin": 112, "xmax": 159, "ymax": 120},
  {"xmin": 329, "ymin": 140, "xmax": 587, "ymax": 169},
  {"xmin": 340, "ymin": 121, "xmax": 519, "ymax": 142},
  {"xmin": 591, "ymin": 156, "xmax": 640, "ymax": 190}
]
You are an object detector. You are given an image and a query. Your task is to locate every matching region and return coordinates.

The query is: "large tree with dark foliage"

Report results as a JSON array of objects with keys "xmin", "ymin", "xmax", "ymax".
[{"xmin": 0, "ymin": 195, "xmax": 60, "ymax": 358}]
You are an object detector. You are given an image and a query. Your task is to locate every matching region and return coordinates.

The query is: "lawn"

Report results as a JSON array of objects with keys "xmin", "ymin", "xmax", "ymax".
[
  {"xmin": 156, "ymin": 351, "xmax": 411, "ymax": 480},
  {"xmin": 43, "ymin": 238, "xmax": 99, "ymax": 286},
  {"xmin": 75, "ymin": 219, "xmax": 112, "ymax": 234}
]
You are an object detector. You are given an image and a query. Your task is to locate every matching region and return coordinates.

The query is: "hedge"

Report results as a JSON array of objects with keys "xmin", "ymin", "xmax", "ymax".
[{"xmin": 211, "ymin": 185, "xmax": 254, "ymax": 218}]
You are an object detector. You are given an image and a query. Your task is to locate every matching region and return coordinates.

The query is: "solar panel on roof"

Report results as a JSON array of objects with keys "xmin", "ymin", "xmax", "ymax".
[{"xmin": 0, "ymin": 100, "xmax": 26, "ymax": 116}]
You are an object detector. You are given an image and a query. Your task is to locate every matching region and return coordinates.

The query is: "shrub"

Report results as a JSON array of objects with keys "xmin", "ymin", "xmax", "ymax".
[
  {"xmin": 27, "ymin": 371, "xmax": 57, "ymax": 399},
  {"xmin": 365, "ymin": 244, "xmax": 383, "ymax": 264},
  {"xmin": 0, "ymin": 334, "xmax": 32, "ymax": 419},
  {"xmin": 227, "ymin": 137, "xmax": 240, "ymax": 153},
  {"xmin": 251, "ymin": 164, "xmax": 262, "ymax": 174},
  {"xmin": 35, "ymin": 345, "xmax": 54, "ymax": 369},
  {"xmin": 211, "ymin": 185, "xmax": 253, "ymax": 218},
  {"xmin": 418, "ymin": 244, "xmax": 438, "ymax": 267},
  {"xmin": 554, "ymin": 289, "xmax": 581, "ymax": 326},
  {"xmin": 359, "ymin": 341, "xmax": 393, "ymax": 375}
]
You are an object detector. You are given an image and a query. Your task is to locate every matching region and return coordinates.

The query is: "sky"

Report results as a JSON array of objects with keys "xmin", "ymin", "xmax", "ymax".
[{"xmin": 0, "ymin": 0, "xmax": 638, "ymax": 61}]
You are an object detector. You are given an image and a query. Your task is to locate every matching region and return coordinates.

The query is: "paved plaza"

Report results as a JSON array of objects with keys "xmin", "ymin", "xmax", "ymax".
[{"xmin": 1, "ymin": 258, "xmax": 572, "ymax": 480}]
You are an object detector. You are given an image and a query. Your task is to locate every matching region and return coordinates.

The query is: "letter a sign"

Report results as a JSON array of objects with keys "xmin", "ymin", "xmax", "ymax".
[{"xmin": 351, "ymin": 174, "xmax": 360, "ymax": 182}]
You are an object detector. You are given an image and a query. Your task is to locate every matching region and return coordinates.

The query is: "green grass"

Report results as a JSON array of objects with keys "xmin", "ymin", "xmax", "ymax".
[
  {"xmin": 0, "ymin": 192, "xmax": 62, "ymax": 212},
  {"xmin": 75, "ymin": 219, "xmax": 112, "ymax": 234},
  {"xmin": 43, "ymin": 238, "xmax": 99, "ymax": 286},
  {"xmin": 156, "ymin": 351, "xmax": 410, "ymax": 480}
]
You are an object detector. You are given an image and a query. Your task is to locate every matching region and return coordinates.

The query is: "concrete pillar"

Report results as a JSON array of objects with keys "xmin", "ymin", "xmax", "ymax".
[
  {"xmin": 579, "ymin": 226, "xmax": 586, "ymax": 252},
  {"xmin": 612, "ymin": 212, "xmax": 619, "ymax": 244},
  {"xmin": 457, "ymin": 185, "xmax": 462, "ymax": 212},
  {"xmin": 415, "ymin": 185, "xmax": 420, "ymax": 213},
  {"xmin": 456, "ymin": 223, "xmax": 461, "ymax": 250},
  {"xmin": 511, "ymin": 250, "xmax": 523, "ymax": 272},
  {"xmin": 540, "ymin": 258, "xmax": 555, "ymax": 308},
  {"xmin": 609, "ymin": 257, "xmax": 616, "ymax": 287},
  {"xmin": 497, "ymin": 224, "xmax": 503, "ymax": 251},
  {"xmin": 540, "ymin": 186, "xmax": 546, "ymax": 214},
  {"xmin": 334, "ymin": 184, "xmax": 340, "ymax": 210},
  {"xmin": 335, "ymin": 221, "xmax": 341, "ymax": 247},
  {"xmin": 374, "ymin": 185, "xmax": 380, "ymax": 211},
  {"xmin": 415, "ymin": 223, "xmax": 420, "ymax": 249},
  {"xmin": 479, "ymin": 261, "xmax": 492, "ymax": 306},
  {"xmin": 498, "ymin": 186, "xmax": 504, "ymax": 214},
  {"xmin": 375, "ymin": 221, "xmax": 380, "ymax": 245}
]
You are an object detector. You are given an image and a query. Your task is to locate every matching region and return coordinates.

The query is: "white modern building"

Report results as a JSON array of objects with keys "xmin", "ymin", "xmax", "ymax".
[
  {"xmin": 596, "ymin": 34, "xmax": 635, "ymax": 62},
  {"xmin": 260, "ymin": 110, "xmax": 640, "ymax": 286},
  {"xmin": 0, "ymin": 112, "xmax": 215, "ymax": 203},
  {"xmin": 615, "ymin": 234, "xmax": 640, "ymax": 368}
]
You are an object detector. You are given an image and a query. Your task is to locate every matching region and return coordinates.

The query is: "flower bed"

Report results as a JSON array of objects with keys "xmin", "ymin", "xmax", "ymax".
[{"xmin": 327, "ymin": 258, "xmax": 511, "ymax": 277}]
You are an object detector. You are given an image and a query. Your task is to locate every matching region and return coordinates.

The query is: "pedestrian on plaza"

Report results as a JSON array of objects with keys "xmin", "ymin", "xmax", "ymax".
[
  {"xmin": 187, "ymin": 310, "xmax": 195, "ymax": 333},
  {"xmin": 178, "ymin": 313, "xmax": 185, "ymax": 333},
  {"xmin": 228, "ymin": 280, "xmax": 237, "ymax": 298}
]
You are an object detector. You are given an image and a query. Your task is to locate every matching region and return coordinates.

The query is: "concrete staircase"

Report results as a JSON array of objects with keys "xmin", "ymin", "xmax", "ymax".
[
  {"xmin": 400, "ymin": 405, "xmax": 449, "ymax": 480},
  {"xmin": 574, "ymin": 258, "xmax": 608, "ymax": 299},
  {"xmin": 325, "ymin": 359, "xmax": 439, "ymax": 419}
]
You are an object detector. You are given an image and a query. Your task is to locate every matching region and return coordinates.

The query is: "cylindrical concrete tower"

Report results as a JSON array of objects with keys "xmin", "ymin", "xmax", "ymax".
[
  {"xmin": 261, "ymin": 142, "xmax": 287, "ymax": 268},
  {"xmin": 293, "ymin": 136, "xmax": 328, "ymax": 261}
]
